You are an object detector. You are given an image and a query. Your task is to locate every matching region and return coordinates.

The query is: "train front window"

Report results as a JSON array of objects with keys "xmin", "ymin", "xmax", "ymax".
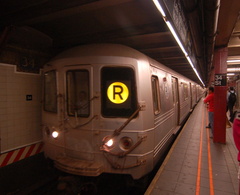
[
  {"xmin": 44, "ymin": 70, "xmax": 57, "ymax": 112},
  {"xmin": 101, "ymin": 67, "xmax": 137, "ymax": 118},
  {"xmin": 67, "ymin": 70, "xmax": 90, "ymax": 117}
]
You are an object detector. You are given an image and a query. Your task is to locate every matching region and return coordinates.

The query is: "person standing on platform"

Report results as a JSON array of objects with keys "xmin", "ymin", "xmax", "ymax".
[
  {"xmin": 227, "ymin": 86, "xmax": 237, "ymax": 122},
  {"xmin": 232, "ymin": 113, "xmax": 240, "ymax": 189},
  {"xmin": 204, "ymin": 86, "xmax": 214, "ymax": 138}
]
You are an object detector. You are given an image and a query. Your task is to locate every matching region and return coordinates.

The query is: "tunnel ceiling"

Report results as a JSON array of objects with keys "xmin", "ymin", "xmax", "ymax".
[{"xmin": 1, "ymin": 0, "xmax": 240, "ymax": 86}]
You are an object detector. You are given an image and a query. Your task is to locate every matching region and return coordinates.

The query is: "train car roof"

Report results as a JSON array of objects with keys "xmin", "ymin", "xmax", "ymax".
[
  {"xmin": 46, "ymin": 43, "xmax": 200, "ymax": 86},
  {"xmin": 49, "ymin": 43, "xmax": 147, "ymax": 61}
]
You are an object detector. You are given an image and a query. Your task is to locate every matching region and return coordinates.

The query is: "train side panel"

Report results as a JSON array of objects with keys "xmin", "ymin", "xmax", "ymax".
[{"xmin": 149, "ymin": 66, "xmax": 176, "ymax": 165}]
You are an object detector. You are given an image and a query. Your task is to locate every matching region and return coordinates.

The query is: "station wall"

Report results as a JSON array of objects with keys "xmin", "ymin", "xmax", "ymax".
[{"xmin": 0, "ymin": 63, "xmax": 42, "ymax": 153}]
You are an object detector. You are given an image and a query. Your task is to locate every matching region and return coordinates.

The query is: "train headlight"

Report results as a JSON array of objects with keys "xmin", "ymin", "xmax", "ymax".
[
  {"xmin": 102, "ymin": 136, "xmax": 114, "ymax": 148},
  {"xmin": 120, "ymin": 137, "xmax": 133, "ymax": 150},
  {"xmin": 106, "ymin": 139, "xmax": 114, "ymax": 147},
  {"xmin": 52, "ymin": 131, "xmax": 59, "ymax": 139}
]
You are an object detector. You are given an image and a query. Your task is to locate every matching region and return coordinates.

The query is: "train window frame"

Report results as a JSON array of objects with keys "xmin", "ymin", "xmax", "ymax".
[
  {"xmin": 43, "ymin": 70, "xmax": 57, "ymax": 113},
  {"xmin": 151, "ymin": 76, "xmax": 161, "ymax": 115},
  {"xmin": 66, "ymin": 69, "xmax": 90, "ymax": 117},
  {"xmin": 101, "ymin": 66, "xmax": 138, "ymax": 118}
]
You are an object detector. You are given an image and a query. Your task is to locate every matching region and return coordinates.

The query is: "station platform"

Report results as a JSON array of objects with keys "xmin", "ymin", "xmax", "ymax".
[{"xmin": 145, "ymin": 99, "xmax": 239, "ymax": 195}]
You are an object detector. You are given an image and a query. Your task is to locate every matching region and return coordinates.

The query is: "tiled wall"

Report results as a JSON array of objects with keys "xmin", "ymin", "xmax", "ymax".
[{"xmin": 0, "ymin": 63, "xmax": 42, "ymax": 153}]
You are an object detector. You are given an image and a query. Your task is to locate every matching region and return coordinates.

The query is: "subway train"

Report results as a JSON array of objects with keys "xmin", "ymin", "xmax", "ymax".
[{"xmin": 42, "ymin": 44, "xmax": 203, "ymax": 180}]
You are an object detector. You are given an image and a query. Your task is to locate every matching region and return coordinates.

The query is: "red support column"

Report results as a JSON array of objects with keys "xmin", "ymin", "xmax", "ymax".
[{"xmin": 213, "ymin": 47, "xmax": 228, "ymax": 143}]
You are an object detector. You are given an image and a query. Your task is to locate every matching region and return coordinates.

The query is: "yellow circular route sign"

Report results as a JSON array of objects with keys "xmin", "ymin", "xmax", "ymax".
[{"xmin": 107, "ymin": 82, "xmax": 129, "ymax": 104}]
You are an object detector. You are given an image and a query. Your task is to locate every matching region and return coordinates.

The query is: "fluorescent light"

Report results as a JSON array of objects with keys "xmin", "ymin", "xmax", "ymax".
[
  {"xmin": 227, "ymin": 73, "xmax": 235, "ymax": 76},
  {"xmin": 186, "ymin": 56, "xmax": 195, "ymax": 69},
  {"xmin": 227, "ymin": 59, "xmax": 240, "ymax": 63},
  {"xmin": 166, "ymin": 21, "xmax": 188, "ymax": 56},
  {"xmin": 227, "ymin": 67, "xmax": 240, "ymax": 72},
  {"xmin": 152, "ymin": 0, "xmax": 205, "ymax": 86},
  {"xmin": 152, "ymin": 0, "xmax": 166, "ymax": 17}
]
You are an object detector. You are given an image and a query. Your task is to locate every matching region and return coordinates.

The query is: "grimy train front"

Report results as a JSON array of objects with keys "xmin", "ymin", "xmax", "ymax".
[{"xmin": 42, "ymin": 44, "xmax": 189, "ymax": 179}]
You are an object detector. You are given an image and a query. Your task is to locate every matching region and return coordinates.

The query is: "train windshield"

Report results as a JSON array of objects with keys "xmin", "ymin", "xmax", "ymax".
[
  {"xmin": 101, "ymin": 67, "xmax": 137, "ymax": 118},
  {"xmin": 67, "ymin": 70, "xmax": 90, "ymax": 117},
  {"xmin": 44, "ymin": 70, "xmax": 57, "ymax": 112}
]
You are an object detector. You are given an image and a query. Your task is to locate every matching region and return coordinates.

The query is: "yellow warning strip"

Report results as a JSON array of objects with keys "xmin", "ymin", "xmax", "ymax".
[
  {"xmin": 206, "ymin": 109, "xmax": 214, "ymax": 195},
  {"xmin": 195, "ymin": 106, "xmax": 205, "ymax": 195}
]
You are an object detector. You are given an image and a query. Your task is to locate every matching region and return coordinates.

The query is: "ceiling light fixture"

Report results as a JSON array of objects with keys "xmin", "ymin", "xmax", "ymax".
[
  {"xmin": 152, "ymin": 0, "xmax": 205, "ymax": 87},
  {"xmin": 227, "ymin": 73, "xmax": 235, "ymax": 76},
  {"xmin": 227, "ymin": 67, "xmax": 240, "ymax": 72},
  {"xmin": 152, "ymin": 0, "xmax": 166, "ymax": 17},
  {"xmin": 227, "ymin": 59, "xmax": 240, "ymax": 63}
]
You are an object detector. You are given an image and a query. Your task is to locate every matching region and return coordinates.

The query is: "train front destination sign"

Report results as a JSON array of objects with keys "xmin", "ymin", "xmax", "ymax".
[{"xmin": 107, "ymin": 82, "xmax": 129, "ymax": 104}]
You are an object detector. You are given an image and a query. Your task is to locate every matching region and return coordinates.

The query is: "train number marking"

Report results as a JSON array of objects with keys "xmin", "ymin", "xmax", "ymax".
[{"xmin": 107, "ymin": 82, "xmax": 129, "ymax": 104}]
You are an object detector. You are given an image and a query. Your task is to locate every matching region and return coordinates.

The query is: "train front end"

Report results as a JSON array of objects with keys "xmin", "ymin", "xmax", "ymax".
[{"xmin": 42, "ymin": 46, "xmax": 153, "ymax": 179}]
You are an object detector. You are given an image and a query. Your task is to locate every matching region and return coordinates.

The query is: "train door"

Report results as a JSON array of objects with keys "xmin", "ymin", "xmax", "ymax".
[
  {"xmin": 172, "ymin": 77, "xmax": 180, "ymax": 126},
  {"xmin": 66, "ymin": 67, "xmax": 91, "ymax": 118},
  {"xmin": 64, "ymin": 65, "xmax": 95, "ymax": 161}
]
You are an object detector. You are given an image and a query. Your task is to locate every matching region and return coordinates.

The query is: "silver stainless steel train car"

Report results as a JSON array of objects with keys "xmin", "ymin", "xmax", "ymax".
[{"xmin": 42, "ymin": 44, "xmax": 203, "ymax": 179}]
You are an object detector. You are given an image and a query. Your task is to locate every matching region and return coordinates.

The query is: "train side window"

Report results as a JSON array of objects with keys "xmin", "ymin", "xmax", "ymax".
[
  {"xmin": 66, "ymin": 70, "xmax": 90, "ymax": 117},
  {"xmin": 101, "ymin": 67, "xmax": 137, "ymax": 118},
  {"xmin": 183, "ymin": 83, "xmax": 188, "ymax": 100},
  {"xmin": 151, "ymin": 76, "xmax": 161, "ymax": 114},
  {"xmin": 44, "ymin": 70, "xmax": 57, "ymax": 113}
]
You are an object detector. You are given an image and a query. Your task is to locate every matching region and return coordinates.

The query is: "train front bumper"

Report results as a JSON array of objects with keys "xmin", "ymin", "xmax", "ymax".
[{"xmin": 55, "ymin": 156, "xmax": 104, "ymax": 177}]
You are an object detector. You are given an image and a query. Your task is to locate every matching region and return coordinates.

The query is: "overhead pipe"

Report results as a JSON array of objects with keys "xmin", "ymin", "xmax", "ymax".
[
  {"xmin": 199, "ymin": 0, "xmax": 207, "ymax": 82},
  {"xmin": 203, "ymin": 0, "xmax": 220, "ymax": 83},
  {"xmin": 182, "ymin": 0, "xmax": 203, "ymax": 60},
  {"xmin": 182, "ymin": 0, "xmax": 206, "ymax": 82},
  {"xmin": 182, "ymin": 0, "xmax": 220, "ymax": 84}
]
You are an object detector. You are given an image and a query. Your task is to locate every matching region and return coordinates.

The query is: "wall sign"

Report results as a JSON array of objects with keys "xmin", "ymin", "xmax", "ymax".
[
  {"xmin": 215, "ymin": 74, "xmax": 226, "ymax": 86},
  {"xmin": 26, "ymin": 95, "xmax": 32, "ymax": 101}
]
